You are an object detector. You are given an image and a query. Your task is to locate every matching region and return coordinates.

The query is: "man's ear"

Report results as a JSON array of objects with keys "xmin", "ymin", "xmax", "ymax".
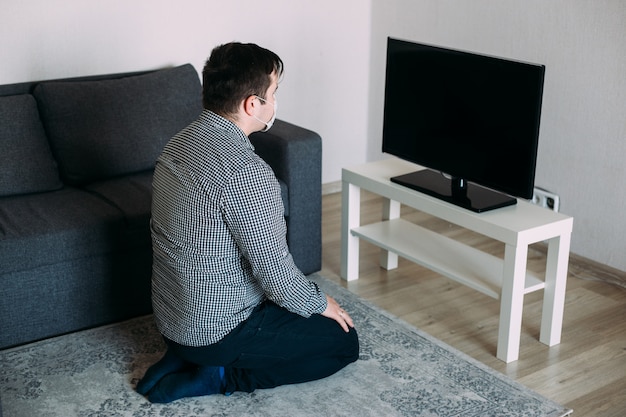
[{"xmin": 243, "ymin": 95, "xmax": 258, "ymax": 116}]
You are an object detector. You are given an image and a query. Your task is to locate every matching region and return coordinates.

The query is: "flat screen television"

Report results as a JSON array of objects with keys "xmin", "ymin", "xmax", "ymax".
[{"xmin": 382, "ymin": 38, "xmax": 546, "ymax": 212}]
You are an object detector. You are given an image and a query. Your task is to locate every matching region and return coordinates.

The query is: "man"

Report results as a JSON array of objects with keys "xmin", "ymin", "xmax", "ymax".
[{"xmin": 136, "ymin": 42, "xmax": 359, "ymax": 403}]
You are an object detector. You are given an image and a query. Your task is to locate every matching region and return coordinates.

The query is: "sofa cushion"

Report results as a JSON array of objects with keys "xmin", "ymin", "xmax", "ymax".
[
  {"xmin": 0, "ymin": 187, "xmax": 127, "ymax": 274},
  {"xmin": 33, "ymin": 64, "xmax": 203, "ymax": 185},
  {"xmin": 0, "ymin": 94, "xmax": 63, "ymax": 196},
  {"xmin": 83, "ymin": 170, "xmax": 154, "ymax": 230}
]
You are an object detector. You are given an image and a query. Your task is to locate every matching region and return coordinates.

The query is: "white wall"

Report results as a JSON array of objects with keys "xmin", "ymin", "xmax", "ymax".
[
  {"xmin": 369, "ymin": 0, "xmax": 626, "ymax": 272},
  {"xmin": 0, "ymin": 0, "xmax": 371, "ymax": 186},
  {"xmin": 2, "ymin": 0, "xmax": 625, "ymax": 272}
]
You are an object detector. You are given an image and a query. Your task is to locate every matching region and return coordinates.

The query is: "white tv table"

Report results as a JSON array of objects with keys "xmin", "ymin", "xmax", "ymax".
[{"xmin": 340, "ymin": 159, "xmax": 573, "ymax": 362}]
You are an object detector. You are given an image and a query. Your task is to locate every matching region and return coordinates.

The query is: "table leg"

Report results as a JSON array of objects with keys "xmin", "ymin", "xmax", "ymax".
[
  {"xmin": 341, "ymin": 182, "xmax": 361, "ymax": 281},
  {"xmin": 497, "ymin": 243, "xmax": 529, "ymax": 363},
  {"xmin": 540, "ymin": 233, "xmax": 571, "ymax": 346},
  {"xmin": 379, "ymin": 199, "xmax": 400, "ymax": 270}
]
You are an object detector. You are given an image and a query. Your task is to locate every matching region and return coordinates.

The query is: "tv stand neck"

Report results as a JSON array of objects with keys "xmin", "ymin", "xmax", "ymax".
[{"xmin": 451, "ymin": 176, "xmax": 469, "ymax": 200}]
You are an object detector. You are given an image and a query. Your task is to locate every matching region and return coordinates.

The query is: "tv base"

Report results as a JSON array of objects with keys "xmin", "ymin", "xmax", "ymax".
[{"xmin": 390, "ymin": 169, "xmax": 516, "ymax": 213}]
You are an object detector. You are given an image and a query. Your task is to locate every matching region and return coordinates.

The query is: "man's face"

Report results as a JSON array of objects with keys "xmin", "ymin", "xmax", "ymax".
[{"xmin": 258, "ymin": 71, "xmax": 279, "ymax": 121}]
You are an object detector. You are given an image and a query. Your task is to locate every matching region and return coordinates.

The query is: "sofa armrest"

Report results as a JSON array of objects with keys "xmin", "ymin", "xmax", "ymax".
[{"xmin": 250, "ymin": 119, "xmax": 322, "ymax": 275}]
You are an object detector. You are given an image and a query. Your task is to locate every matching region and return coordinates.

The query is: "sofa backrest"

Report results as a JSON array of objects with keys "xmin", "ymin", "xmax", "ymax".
[
  {"xmin": 0, "ymin": 64, "xmax": 203, "ymax": 194},
  {"xmin": 33, "ymin": 64, "xmax": 203, "ymax": 185},
  {"xmin": 0, "ymin": 94, "xmax": 63, "ymax": 197}
]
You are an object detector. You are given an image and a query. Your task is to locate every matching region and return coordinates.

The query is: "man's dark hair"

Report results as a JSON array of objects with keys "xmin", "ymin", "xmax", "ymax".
[{"xmin": 202, "ymin": 42, "xmax": 284, "ymax": 117}]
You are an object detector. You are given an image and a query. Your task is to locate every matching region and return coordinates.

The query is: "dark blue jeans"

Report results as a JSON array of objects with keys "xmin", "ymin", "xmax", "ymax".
[{"xmin": 165, "ymin": 301, "xmax": 359, "ymax": 394}]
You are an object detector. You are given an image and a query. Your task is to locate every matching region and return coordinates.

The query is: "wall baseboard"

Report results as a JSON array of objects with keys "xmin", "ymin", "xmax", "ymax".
[
  {"xmin": 322, "ymin": 181, "xmax": 342, "ymax": 195},
  {"xmin": 534, "ymin": 244, "xmax": 626, "ymax": 289}
]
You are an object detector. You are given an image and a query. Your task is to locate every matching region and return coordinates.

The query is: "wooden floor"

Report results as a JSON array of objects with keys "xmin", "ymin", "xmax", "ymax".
[{"xmin": 320, "ymin": 190, "xmax": 626, "ymax": 417}]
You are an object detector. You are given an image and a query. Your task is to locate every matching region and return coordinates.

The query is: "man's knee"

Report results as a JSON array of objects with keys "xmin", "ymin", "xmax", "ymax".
[{"xmin": 343, "ymin": 327, "xmax": 360, "ymax": 364}]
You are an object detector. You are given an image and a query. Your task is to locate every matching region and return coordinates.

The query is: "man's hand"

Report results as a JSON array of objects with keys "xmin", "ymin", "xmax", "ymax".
[{"xmin": 322, "ymin": 295, "xmax": 354, "ymax": 332}]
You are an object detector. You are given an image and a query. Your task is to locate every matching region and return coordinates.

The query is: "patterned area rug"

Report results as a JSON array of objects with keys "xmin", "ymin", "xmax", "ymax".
[{"xmin": 0, "ymin": 274, "xmax": 571, "ymax": 417}]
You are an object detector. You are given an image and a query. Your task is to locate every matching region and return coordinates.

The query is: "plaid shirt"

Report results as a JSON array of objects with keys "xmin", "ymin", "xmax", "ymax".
[{"xmin": 151, "ymin": 110, "xmax": 327, "ymax": 347}]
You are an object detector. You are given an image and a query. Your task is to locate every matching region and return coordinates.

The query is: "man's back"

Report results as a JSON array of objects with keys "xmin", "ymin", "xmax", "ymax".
[{"xmin": 150, "ymin": 110, "xmax": 270, "ymax": 346}]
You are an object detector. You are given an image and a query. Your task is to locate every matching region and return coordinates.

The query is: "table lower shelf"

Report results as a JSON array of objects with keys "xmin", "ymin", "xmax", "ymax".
[{"xmin": 351, "ymin": 218, "xmax": 545, "ymax": 299}]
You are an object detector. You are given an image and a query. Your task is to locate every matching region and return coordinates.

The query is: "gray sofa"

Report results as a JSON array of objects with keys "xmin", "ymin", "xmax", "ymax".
[{"xmin": 0, "ymin": 64, "xmax": 322, "ymax": 350}]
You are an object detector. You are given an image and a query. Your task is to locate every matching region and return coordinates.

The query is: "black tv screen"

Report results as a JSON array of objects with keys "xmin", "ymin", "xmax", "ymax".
[{"xmin": 382, "ymin": 38, "xmax": 545, "ymax": 212}]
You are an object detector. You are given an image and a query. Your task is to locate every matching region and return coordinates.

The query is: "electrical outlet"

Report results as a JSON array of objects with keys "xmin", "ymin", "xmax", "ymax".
[{"xmin": 531, "ymin": 187, "xmax": 560, "ymax": 212}]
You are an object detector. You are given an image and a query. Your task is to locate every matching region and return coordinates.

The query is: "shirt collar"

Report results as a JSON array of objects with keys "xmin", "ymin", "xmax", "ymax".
[{"xmin": 199, "ymin": 109, "xmax": 255, "ymax": 151}]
